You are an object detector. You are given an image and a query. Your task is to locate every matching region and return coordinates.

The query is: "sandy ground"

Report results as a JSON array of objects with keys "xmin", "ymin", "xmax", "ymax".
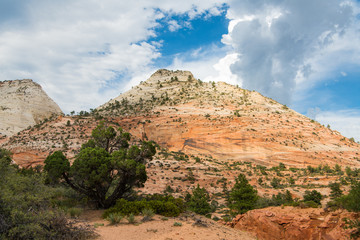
[{"xmin": 81, "ymin": 210, "xmax": 255, "ymax": 240}]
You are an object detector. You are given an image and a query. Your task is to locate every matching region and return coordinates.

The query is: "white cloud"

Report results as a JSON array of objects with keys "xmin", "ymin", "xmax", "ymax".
[
  {"xmin": 315, "ymin": 109, "xmax": 360, "ymax": 142},
  {"xmin": 168, "ymin": 20, "xmax": 181, "ymax": 32},
  {"xmin": 203, "ymin": 53, "xmax": 240, "ymax": 85},
  {"xmin": 0, "ymin": 0, "xmax": 224, "ymax": 113},
  {"xmin": 222, "ymin": 0, "xmax": 360, "ymax": 106},
  {"xmin": 165, "ymin": 44, "xmax": 233, "ymax": 83}
]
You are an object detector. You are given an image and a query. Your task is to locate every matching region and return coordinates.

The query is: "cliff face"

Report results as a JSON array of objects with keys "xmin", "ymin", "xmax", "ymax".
[{"xmin": 0, "ymin": 79, "xmax": 63, "ymax": 137}]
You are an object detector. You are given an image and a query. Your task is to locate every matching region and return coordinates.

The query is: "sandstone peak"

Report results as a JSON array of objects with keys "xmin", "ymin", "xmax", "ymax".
[
  {"xmin": 0, "ymin": 79, "xmax": 63, "ymax": 136},
  {"xmin": 149, "ymin": 69, "xmax": 195, "ymax": 81},
  {"xmin": 98, "ymin": 68, "xmax": 263, "ymax": 115},
  {"xmin": 95, "ymin": 69, "xmax": 360, "ymax": 168}
]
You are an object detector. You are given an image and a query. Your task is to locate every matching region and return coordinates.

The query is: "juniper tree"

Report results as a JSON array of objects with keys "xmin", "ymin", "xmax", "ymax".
[{"xmin": 44, "ymin": 121, "xmax": 156, "ymax": 208}]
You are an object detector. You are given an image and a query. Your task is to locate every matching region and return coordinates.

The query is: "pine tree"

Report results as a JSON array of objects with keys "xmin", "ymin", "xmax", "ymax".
[
  {"xmin": 187, "ymin": 184, "xmax": 212, "ymax": 215},
  {"xmin": 228, "ymin": 174, "xmax": 258, "ymax": 215},
  {"xmin": 329, "ymin": 182, "xmax": 343, "ymax": 200},
  {"xmin": 345, "ymin": 181, "xmax": 360, "ymax": 212}
]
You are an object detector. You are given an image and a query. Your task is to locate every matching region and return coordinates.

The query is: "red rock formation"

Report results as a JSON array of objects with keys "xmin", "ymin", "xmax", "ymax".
[{"xmin": 231, "ymin": 207, "xmax": 359, "ymax": 240}]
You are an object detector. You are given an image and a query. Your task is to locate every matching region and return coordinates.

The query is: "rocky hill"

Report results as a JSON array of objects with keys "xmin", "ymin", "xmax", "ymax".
[
  {"xmin": 97, "ymin": 69, "xmax": 360, "ymax": 168},
  {"xmin": 0, "ymin": 79, "xmax": 63, "ymax": 137}
]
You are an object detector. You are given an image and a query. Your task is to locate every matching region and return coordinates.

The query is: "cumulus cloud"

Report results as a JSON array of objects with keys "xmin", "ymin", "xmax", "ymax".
[
  {"xmin": 203, "ymin": 53, "xmax": 240, "ymax": 85},
  {"xmin": 222, "ymin": 0, "xmax": 359, "ymax": 105},
  {"xmin": 0, "ymin": 0, "xmax": 224, "ymax": 113},
  {"xmin": 166, "ymin": 44, "xmax": 234, "ymax": 83}
]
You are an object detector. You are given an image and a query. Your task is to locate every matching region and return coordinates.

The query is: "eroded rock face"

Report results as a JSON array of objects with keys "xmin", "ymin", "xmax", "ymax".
[
  {"xmin": 0, "ymin": 79, "xmax": 63, "ymax": 136},
  {"xmin": 230, "ymin": 207, "xmax": 359, "ymax": 240}
]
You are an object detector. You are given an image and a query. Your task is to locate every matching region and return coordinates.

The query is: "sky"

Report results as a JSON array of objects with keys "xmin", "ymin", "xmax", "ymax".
[{"xmin": 0, "ymin": 0, "xmax": 360, "ymax": 141}]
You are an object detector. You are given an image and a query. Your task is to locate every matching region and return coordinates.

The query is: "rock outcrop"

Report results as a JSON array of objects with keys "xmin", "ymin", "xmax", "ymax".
[
  {"xmin": 0, "ymin": 79, "xmax": 63, "ymax": 136},
  {"xmin": 229, "ymin": 207, "xmax": 359, "ymax": 240}
]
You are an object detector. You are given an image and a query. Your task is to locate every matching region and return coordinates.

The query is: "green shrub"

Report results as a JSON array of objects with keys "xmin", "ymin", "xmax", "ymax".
[
  {"xmin": 300, "ymin": 201, "xmax": 319, "ymax": 208},
  {"xmin": 271, "ymin": 177, "xmax": 281, "ymax": 188},
  {"xmin": 103, "ymin": 196, "xmax": 184, "ymax": 218},
  {"xmin": 126, "ymin": 213, "xmax": 136, "ymax": 224},
  {"xmin": 222, "ymin": 215, "xmax": 231, "ymax": 222},
  {"xmin": 0, "ymin": 150, "xmax": 96, "ymax": 240},
  {"xmin": 142, "ymin": 208, "xmax": 155, "ymax": 218},
  {"xmin": 344, "ymin": 218, "xmax": 360, "ymax": 239},
  {"xmin": 255, "ymin": 190, "xmax": 294, "ymax": 208},
  {"xmin": 67, "ymin": 207, "xmax": 83, "ymax": 218},
  {"xmin": 51, "ymin": 188, "xmax": 88, "ymax": 210},
  {"xmin": 141, "ymin": 208, "xmax": 155, "ymax": 222},
  {"xmin": 173, "ymin": 222, "xmax": 182, "ymax": 226},
  {"xmin": 255, "ymin": 197, "xmax": 275, "ymax": 208},
  {"xmin": 303, "ymin": 190, "xmax": 322, "ymax": 205},
  {"xmin": 93, "ymin": 223, "xmax": 104, "ymax": 228},
  {"xmin": 326, "ymin": 197, "xmax": 346, "ymax": 211},
  {"xmin": 106, "ymin": 213, "xmax": 123, "ymax": 225},
  {"xmin": 343, "ymin": 181, "xmax": 360, "ymax": 212},
  {"xmin": 212, "ymin": 216, "xmax": 220, "ymax": 221}
]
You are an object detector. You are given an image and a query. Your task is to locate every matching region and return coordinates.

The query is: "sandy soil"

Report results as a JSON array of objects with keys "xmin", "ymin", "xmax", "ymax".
[{"xmin": 82, "ymin": 210, "xmax": 255, "ymax": 240}]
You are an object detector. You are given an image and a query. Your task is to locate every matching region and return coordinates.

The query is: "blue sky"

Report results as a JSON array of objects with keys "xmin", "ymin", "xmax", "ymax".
[
  {"xmin": 0, "ymin": 0, "xmax": 360, "ymax": 141},
  {"xmin": 148, "ymin": 9, "xmax": 229, "ymax": 66}
]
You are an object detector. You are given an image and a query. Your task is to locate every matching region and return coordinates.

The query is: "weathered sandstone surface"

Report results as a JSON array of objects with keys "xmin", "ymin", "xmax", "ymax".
[
  {"xmin": 0, "ymin": 79, "xmax": 63, "ymax": 137},
  {"xmin": 228, "ymin": 207, "xmax": 359, "ymax": 240}
]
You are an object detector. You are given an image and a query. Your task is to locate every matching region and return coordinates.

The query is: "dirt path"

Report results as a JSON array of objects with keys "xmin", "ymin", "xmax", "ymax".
[{"xmin": 81, "ymin": 210, "xmax": 255, "ymax": 240}]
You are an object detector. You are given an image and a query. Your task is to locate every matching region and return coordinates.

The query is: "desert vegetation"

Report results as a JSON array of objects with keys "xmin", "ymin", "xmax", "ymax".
[{"xmin": 0, "ymin": 149, "xmax": 96, "ymax": 240}]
